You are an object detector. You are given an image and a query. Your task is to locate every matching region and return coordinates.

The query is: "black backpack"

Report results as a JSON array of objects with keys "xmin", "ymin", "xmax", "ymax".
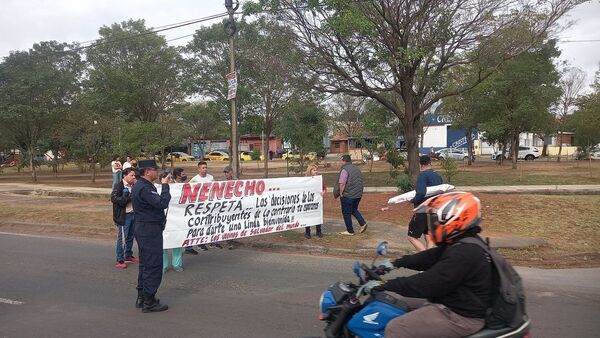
[{"xmin": 459, "ymin": 236, "xmax": 528, "ymax": 329}]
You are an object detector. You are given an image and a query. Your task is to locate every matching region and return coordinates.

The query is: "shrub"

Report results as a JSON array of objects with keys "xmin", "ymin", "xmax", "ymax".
[
  {"xmin": 250, "ymin": 149, "xmax": 262, "ymax": 161},
  {"xmin": 439, "ymin": 157, "xmax": 459, "ymax": 183}
]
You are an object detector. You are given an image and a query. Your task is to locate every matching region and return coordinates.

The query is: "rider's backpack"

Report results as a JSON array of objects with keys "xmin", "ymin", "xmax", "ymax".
[{"xmin": 458, "ymin": 236, "xmax": 528, "ymax": 330}]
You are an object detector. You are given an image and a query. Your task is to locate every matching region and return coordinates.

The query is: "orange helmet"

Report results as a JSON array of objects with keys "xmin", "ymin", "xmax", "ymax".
[{"xmin": 415, "ymin": 192, "xmax": 481, "ymax": 245}]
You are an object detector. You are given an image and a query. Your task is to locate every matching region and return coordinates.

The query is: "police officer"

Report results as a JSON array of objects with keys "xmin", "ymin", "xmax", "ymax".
[{"xmin": 132, "ymin": 159, "xmax": 171, "ymax": 313}]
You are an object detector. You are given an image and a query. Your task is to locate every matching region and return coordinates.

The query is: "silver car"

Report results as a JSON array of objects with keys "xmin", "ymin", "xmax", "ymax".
[{"xmin": 435, "ymin": 148, "xmax": 474, "ymax": 161}]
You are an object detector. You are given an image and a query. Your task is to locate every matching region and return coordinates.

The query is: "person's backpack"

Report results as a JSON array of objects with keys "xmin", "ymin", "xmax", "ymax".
[{"xmin": 458, "ymin": 236, "xmax": 528, "ymax": 329}]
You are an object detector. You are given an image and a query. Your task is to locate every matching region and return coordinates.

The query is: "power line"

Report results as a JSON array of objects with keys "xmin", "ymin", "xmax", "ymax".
[
  {"xmin": 559, "ymin": 39, "xmax": 600, "ymax": 43},
  {"xmin": 65, "ymin": 12, "xmax": 229, "ymax": 53}
]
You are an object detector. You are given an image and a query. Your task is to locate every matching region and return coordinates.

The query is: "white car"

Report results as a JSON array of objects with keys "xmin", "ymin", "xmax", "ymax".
[
  {"xmin": 435, "ymin": 148, "xmax": 474, "ymax": 161},
  {"xmin": 492, "ymin": 146, "xmax": 540, "ymax": 161}
]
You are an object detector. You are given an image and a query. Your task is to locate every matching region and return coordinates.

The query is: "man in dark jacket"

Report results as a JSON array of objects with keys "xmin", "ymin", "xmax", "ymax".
[
  {"xmin": 407, "ymin": 155, "xmax": 443, "ymax": 251},
  {"xmin": 333, "ymin": 154, "xmax": 367, "ymax": 235},
  {"xmin": 132, "ymin": 160, "xmax": 171, "ymax": 313},
  {"xmin": 111, "ymin": 167, "xmax": 139, "ymax": 268},
  {"xmin": 368, "ymin": 192, "xmax": 492, "ymax": 338}
]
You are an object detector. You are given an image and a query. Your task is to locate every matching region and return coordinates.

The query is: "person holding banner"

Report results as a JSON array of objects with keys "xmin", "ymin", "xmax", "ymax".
[
  {"xmin": 333, "ymin": 154, "xmax": 368, "ymax": 236},
  {"xmin": 187, "ymin": 161, "xmax": 218, "ymax": 252},
  {"xmin": 132, "ymin": 160, "xmax": 171, "ymax": 313},
  {"xmin": 162, "ymin": 168, "xmax": 186, "ymax": 273},
  {"xmin": 304, "ymin": 165, "xmax": 326, "ymax": 238},
  {"xmin": 222, "ymin": 165, "xmax": 237, "ymax": 249}
]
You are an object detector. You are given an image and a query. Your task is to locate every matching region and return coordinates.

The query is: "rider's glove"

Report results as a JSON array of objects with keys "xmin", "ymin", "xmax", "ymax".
[
  {"xmin": 379, "ymin": 259, "xmax": 395, "ymax": 271},
  {"xmin": 363, "ymin": 280, "xmax": 385, "ymax": 295}
]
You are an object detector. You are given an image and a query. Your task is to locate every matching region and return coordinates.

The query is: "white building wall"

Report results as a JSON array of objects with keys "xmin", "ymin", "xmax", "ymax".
[{"xmin": 421, "ymin": 125, "xmax": 448, "ymax": 148}]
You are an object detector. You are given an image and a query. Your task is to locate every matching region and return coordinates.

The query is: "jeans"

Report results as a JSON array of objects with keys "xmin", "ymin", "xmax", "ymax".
[
  {"xmin": 112, "ymin": 171, "xmax": 122, "ymax": 189},
  {"xmin": 116, "ymin": 213, "xmax": 135, "ymax": 261},
  {"xmin": 340, "ymin": 196, "xmax": 366, "ymax": 233}
]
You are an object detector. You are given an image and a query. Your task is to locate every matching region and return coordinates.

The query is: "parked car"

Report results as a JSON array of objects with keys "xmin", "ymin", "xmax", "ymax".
[
  {"xmin": 239, "ymin": 151, "xmax": 264, "ymax": 161},
  {"xmin": 165, "ymin": 151, "xmax": 195, "ymax": 162},
  {"xmin": 435, "ymin": 148, "xmax": 474, "ymax": 161},
  {"xmin": 282, "ymin": 150, "xmax": 317, "ymax": 161},
  {"xmin": 492, "ymin": 146, "xmax": 540, "ymax": 161},
  {"xmin": 205, "ymin": 151, "xmax": 229, "ymax": 161}
]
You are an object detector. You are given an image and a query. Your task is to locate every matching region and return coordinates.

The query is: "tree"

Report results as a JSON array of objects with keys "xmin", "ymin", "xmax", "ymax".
[
  {"xmin": 329, "ymin": 95, "xmax": 366, "ymax": 138},
  {"xmin": 244, "ymin": 0, "xmax": 583, "ymax": 181},
  {"xmin": 277, "ymin": 100, "xmax": 328, "ymax": 173},
  {"xmin": 570, "ymin": 70, "xmax": 600, "ymax": 158},
  {"xmin": 556, "ymin": 66, "xmax": 586, "ymax": 161},
  {"xmin": 85, "ymin": 20, "xmax": 187, "ymax": 122},
  {"xmin": 476, "ymin": 40, "xmax": 562, "ymax": 169},
  {"xmin": 361, "ymin": 99, "xmax": 398, "ymax": 172},
  {"xmin": 0, "ymin": 41, "xmax": 83, "ymax": 181},
  {"xmin": 179, "ymin": 102, "xmax": 230, "ymax": 141}
]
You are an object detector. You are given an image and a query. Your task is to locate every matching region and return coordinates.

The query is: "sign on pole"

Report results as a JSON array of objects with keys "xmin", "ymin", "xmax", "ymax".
[{"xmin": 226, "ymin": 71, "xmax": 237, "ymax": 100}]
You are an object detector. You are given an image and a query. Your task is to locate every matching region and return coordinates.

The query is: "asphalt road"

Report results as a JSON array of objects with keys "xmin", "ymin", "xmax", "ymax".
[{"xmin": 1, "ymin": 233, "xmax": 599, "ymax": 338}]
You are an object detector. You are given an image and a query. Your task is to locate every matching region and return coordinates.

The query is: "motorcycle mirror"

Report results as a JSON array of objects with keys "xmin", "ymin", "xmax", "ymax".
[{"xmin": 377, "ymin": 241, "xmax": 389, "ymax": 256}]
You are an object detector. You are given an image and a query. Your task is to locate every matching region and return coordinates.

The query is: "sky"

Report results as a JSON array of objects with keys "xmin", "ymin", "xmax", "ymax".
[{"xmin": 1, "ymin": 0, "xmax": 599, "ymax": 89}]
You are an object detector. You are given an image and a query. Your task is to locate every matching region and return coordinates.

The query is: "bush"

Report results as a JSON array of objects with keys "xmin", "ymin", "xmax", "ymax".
[
  {"xmin": 439, "ymin": 157, "xmax": 459, "ymax": 183},
  {"xmin": 395, "ymin": 171, "xmax": 414, "ymax": 192},
  {"xmin": 250, "ymin": 149, "xmax": 262, "ymax": 161}
]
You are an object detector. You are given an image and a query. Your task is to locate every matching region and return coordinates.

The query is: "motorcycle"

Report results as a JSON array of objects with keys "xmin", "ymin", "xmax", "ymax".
[{"xmin": 316, "ymin": 242, "xmax": 531, "ymax": 338}]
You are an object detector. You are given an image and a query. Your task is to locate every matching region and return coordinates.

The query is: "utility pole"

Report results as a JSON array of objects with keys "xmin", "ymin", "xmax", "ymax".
[{"xmin": 225, "ymin": 0, "xmax": 240, "ymax": 177}]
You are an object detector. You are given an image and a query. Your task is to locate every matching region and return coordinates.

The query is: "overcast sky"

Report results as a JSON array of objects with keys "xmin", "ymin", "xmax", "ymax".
[{"xmin": 1, "ymin": 0, "xmax": 599, "ymax": 89}]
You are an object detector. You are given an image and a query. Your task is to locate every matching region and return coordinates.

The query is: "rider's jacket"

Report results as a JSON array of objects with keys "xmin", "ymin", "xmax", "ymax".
[{"xmin": 384, "ymin": 237, "xmax": 493, "ymax": 318}]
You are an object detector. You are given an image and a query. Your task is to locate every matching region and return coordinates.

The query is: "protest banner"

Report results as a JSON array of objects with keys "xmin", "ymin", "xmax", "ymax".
[
  {"xmin": 162, "ymin": 176, "xmax": 323, "ymax": 249},
  {"xmin": 386, "ymin": 184, "xmax": 455, "ymax": 204}
]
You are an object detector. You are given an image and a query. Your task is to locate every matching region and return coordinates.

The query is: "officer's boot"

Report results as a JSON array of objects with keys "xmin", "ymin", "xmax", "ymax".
[
  {"xmin": 135, "ymin": 289, "xmax": 144, "ymax": 309},
  {"xmin": 142, "ymin": 292, "xmax": 168, "ymax": 313}
]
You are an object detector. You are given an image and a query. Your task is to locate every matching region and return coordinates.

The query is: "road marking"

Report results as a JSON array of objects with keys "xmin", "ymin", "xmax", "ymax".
[{"xmin": 0, "ymin": 297, "xmax": 25, "ymax": 305}]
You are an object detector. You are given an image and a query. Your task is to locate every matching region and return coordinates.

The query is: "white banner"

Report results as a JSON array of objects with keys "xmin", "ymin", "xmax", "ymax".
[
  {"xmin": 387, "ymin": 184, "xmax": 455, "ymax": 205},
  {"xmin": 161, "ymin": 176, "xmax": 323, "ymax": 249}
]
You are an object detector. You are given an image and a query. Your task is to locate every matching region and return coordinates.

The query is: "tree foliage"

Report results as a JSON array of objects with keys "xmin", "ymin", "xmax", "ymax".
[
  {"xmin": 0, "ymin": 41, "xmax": 83, "ymax": 181},
  {"xmin": 244, "ymin": 0, "xmax": 583, "ymax": 181}
]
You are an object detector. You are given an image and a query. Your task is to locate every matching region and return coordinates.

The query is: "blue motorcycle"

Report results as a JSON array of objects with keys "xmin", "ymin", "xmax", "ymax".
[{"xmin": 316, "ymin": 242, "xmax": 531, "ymax": 338}]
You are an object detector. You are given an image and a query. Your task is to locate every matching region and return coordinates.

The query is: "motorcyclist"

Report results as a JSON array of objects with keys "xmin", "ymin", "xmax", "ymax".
[{"xmin": 366, "ymin": 192, "xmax": 492, "ymax": 338}]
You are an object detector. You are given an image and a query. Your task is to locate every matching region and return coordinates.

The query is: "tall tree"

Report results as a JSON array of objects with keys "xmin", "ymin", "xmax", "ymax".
[
  {"xmin": 329, "ymin": 95, "xmax": 366, "ymax": 138},
  {"xmin": 477, "ymin": 40, "xmax": 563, "ymax": 168},
  {"xmin": 277, "ymin": 100, "xmax": 328, "ymax": 173},
  {"xmin": 0, "ymin": 41, "xmax": 83, "ymax": 181},
  {"xmin": 245, "ymin": 0, "xmax": 583, "ymax": 181},
  {"xmin": 85, "ymin": 20, "xmax": 187, "ymax": 122},
  {"xmin": 556, "ymin": 66, "xmax": 586, "ymax": 161},
  {"xmin": 569, "ymin": 70, "xmax": 600, "ymax": 158}
]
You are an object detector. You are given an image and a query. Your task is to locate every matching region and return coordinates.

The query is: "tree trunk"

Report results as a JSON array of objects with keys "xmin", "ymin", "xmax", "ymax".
[
  {"xmin": 557, "ymin": 131, "xmax": 563, "ymax": 162},
  {"xmin": 263, "ymin": 129, "xmax": 271, "ymax": 178},
  {"xmin": 91, "ymin": 160, "xmax": 96, "ymax": 183},
  {"xmin": 29, "ymin": 150, "xmax": 37, "ymax": 182},
  {"xmin": 511, "ymin": 133, "xmax": 519, "ymax": 170},
  {"xmin": 465, "ymin": 128, "xmax": 473, "ymax": 166},
  {"xmin": 403, "ymin": 117, "xmax": 421, "ymax": 184}
]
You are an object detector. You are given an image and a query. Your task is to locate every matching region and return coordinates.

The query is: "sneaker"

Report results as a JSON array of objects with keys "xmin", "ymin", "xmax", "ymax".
[
  {"xmin": 115, "ymin": 261, "xmax": 127, "ymax": 269},
  {"xmin": 213, "ymin": 243, "xmax": 223, "ymax": 249},
  {"xmin": 338, "ymin": 231, "xmax": 355, "ymax": 236},
  {"xmin": 125, "ymin": 256, "xmax": 140, "ymax": 263},
  {"xmin": 304, "ymin": 232, "xmax": 311, "ymax": 239},
  {"xmin": 227, "ymin": 241, "xmax": 235, "ymax": 250},
  {"xmin": 173, "ymin": 266, "xmax": 184, "ymax": 273},
  {"xmin": 316, "ymin": 232, "xmax": 323, "ymax": 238},
  {"xmin": 185, "ymin": 248, "xmax": 199, "ymax": 255},
  {"xmin": 359, "ymin": 223, "xmax": 368, "ymax": 233},
  {"xmin": 198, "ymin": 244, "xmax": 208, "ymax": 251},
  {"xmin": 163, "ymin": 268, "xmax": 168, "ymax": 274}
]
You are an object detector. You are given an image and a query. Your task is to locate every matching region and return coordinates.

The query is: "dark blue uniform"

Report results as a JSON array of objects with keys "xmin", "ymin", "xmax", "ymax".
[{"xmin": 131, "ymin": 177, "xmax": 170, "ymax": 296}]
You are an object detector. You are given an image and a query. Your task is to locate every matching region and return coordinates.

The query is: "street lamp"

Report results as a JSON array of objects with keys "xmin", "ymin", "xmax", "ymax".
[{"xmin": 225, "ymin": 0, "xmax": 240, "ymax": 177}]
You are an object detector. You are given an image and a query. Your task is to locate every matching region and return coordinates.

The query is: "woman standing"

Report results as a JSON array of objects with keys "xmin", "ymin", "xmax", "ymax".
[
  {"xmin": 111, "ymin": 155, "xmax": 122, "ymax": 188},
  {"xmin": 163, "ymin": 168, "xmax": 186, "ymax": 273},
  {"xmin": 305, "ymin": 165, "xmax": 327, "ymax": 238}
]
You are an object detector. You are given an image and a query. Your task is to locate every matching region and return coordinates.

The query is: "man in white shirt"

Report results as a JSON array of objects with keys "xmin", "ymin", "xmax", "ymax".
[
  {"xmin": 188, "ymin": 161, "xmax": 214, "ymax": 183},
  {"xmin": 186, "ymin": 161, "xmax": 215, "ymax": 253},
  {"xmin": 122, "ymin": 155, "xmax": 133, "ymax": 169}
]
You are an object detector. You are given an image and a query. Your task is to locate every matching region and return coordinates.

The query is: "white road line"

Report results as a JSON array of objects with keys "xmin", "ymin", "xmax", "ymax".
[{"xmin": 0, "ymin": 297, "xmax": 25, "ymax": 305}]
